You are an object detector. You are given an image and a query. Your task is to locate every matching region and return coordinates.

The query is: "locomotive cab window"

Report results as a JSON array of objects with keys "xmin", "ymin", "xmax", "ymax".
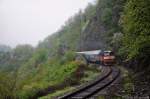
[{"xmin": 104, "ymin": 51, "xmax": 114, "ymax": 56}]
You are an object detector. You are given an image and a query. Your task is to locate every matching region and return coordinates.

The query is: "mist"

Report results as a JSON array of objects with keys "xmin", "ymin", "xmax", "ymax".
[{"xmin": 0, "ymin": 0, "xmax": 95, "ymax": 47}]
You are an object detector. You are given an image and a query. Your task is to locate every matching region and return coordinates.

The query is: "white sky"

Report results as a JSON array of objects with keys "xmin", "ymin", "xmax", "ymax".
[{"xmin": 0, "ymin": 0, "xmax": 95, "ymax": 47}]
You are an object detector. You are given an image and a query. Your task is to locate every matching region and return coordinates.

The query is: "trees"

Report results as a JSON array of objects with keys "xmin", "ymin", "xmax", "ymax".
[
  {"xmin": 0, "ymin": 71, "xmax": 17, "ymax": 99},
  {"xmin": 121, "ymin": 0, "xmax": 150, "ymax": 68},
  {"xmin": 0, "ymin": 45, "xmax": 11, "ymax": 52},
  {"xmin": 13, "ymin": 45, "xmax": 34, "ymax": 61}
]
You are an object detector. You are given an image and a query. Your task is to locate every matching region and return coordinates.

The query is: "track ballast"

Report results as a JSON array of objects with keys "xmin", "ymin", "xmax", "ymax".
[{"xmin": 59, "ymin": 66, "xmax": 120, "ymax": 99}]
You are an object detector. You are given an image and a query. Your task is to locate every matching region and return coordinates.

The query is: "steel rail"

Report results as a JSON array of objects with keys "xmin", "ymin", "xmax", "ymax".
[{"xmin": 59, "ymin": 66, "xmax": 120, "ymax": 99}]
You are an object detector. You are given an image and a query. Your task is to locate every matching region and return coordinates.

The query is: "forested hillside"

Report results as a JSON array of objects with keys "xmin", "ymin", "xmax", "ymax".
[
  {"xmin": 121, "ymin": 0, "xmax": 150, "ymax": 95},
  {"xmin": 80, "ymin": 0, "xmax": 125, "ymax": 51},
  {"xmin": 0, "ymin": 0, "xmax": 150, "ymax": 98}
]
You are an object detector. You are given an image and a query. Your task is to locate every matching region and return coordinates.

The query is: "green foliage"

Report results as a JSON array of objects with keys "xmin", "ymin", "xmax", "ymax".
[
  {"xmin": 80, "ymin": 69, "xmax": 99, "ymax": 83},
  {"xmin": 80, "ymin": 0, "xmax": 125, "ymax": 50},
  {"xmin": 98, "ymin": 0, "xmax": 123, "ymax": 28},
  {"xmin": 84, "ymin": 3, "xmax": 96, "ymax": 20},
  {"xmin": 39, "ymin": 64, "xmax": 100, "ymax": 99},
  {"xmin": 0, "ymin": 45, "xmax": 11, "ymax": 52},
  {"xmin": 13, "ymin": 44, "xmax": 34, "ymax": 61},
  {"xmin": 16, "ymin": 48, "xmax": 49, "ymax": 89},
  {"xmin": 14, "ymin": 45, "xmax": 78, "ymax": 98},
  {"xmin": 0, "ymin": 44, "xmax": 34, "ymax": 71},
  {"xmin": 39, "ymin": 87, "xmax": 75, "ymax": 99},
  {"xmin": 33, "ymin": 48, "xmax": 48, "ymax": 64},
  {"xmin": 111, "ymin": 33, "xmax": 123, "ymax": 50},
  {"xmin": 60, "ymin": 51, "xmax": 75, "ymax": 64},
  {"xmin": 0, "ymin": 71, "xmax": 17, "ymax": 99},
  {"xmin": 101, "ymin": 8, "xmax": 112, "ymax": 25},
  {"xmin": 120, "ymin": 66, "xmax": 134, "ymax": 95},
  {"xmin": 17, "ymin": 61, "xmax": 79, "ymax": 98},
  {"xmin": 3, "ymin": 0, "xmax": 149, "ymax": 98},
  {"xmin": 0, "ymin": 52, "xmax": 12, "ymax": 71},
  {"xmin": 121, "ymin": 0, "xmax": 150, "ymax": 60},
  {"xmin": 37, "ymin": 3, "xmax": 97, "ymax": 52}
]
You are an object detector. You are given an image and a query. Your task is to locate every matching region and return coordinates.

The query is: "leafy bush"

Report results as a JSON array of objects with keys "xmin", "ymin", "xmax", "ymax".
[
  {"xmin": 121, "ymin": 0, "xmax": 150, "ymax": 61},
  {"xmin": 16, "ymin": 61, "xmax": 80, "ymax": 98},
  {"xmin": 101, "ymin": 8, "xmax": 112, "ymax": 25},
  {"xmin": 0, "ymin": 72, "xmax": 16, "ymax": 99}
]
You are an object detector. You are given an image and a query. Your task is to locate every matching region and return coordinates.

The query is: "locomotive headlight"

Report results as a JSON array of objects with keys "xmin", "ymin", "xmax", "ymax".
[
  {"xmin": 110, "ymin": 56, "xmax": 115, "ymax": 59},
  {"xmin": 104, "ymin": 56, "xmax": 115, "ymax": 59}
]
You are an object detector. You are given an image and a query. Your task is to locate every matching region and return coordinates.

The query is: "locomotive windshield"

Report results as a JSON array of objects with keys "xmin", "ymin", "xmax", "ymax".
[{"xmin": 103, "ymin": 51, "xmax": 114, "ymax": 56}]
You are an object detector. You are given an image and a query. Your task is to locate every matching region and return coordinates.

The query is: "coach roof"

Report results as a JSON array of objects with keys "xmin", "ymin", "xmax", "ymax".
[{"xmin": 76, "ymin": 50, "xmax": 102, "ymax": 55}]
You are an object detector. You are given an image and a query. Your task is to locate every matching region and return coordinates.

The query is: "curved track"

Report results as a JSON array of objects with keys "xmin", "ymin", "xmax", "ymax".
[{"xmin": 59, "ymin": 66, "xmax": 120, "ymax": 99}]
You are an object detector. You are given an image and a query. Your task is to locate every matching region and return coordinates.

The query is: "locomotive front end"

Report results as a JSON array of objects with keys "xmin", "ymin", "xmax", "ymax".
[{"xmin": 103, "ymin": 51, "xmax": 115, "ymax": 66}]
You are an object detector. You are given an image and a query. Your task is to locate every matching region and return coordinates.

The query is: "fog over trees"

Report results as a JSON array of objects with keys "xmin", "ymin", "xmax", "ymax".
[
  {"xmin": 0, "ymin": 0, "xmax": 95, "ymax": 47},
  {"xmin": 0, "ymin": 0, "xmax": 150, "ymax": 98}
]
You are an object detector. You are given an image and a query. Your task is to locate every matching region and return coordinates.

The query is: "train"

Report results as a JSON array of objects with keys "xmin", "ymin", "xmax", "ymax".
[{"xmin": 76, "ymin": 50, "xmax": 115, "ymax": 66}]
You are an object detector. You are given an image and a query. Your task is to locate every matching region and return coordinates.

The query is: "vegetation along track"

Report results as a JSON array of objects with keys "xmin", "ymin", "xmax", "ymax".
[{"xmin": 59, "ymin": 66, "xmax": 120, "ymax": 99}]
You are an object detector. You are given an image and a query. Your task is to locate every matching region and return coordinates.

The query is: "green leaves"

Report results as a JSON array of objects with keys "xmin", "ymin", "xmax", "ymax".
[
  {"xmin": 33, "ymin": 48, "xmax": 48, "ymax": 64},
  {"xmin": 0, "ymin": 72, "xmax": 17, "ymax": 99},
  {"xmin": 121, "ymin": 0, "xmax": 150, "ymax": 60},
  {"xmin": 101, "ymin": 8, "xmax": 113, "ymax": 24}
]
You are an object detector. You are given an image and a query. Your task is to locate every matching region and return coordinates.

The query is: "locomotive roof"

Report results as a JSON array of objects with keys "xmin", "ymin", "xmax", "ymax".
[
  {"xmin": 76, "ymin": 50, "xmax": 102, "ymax": 55},
  {"xmin": 104, "ymin": 50, "xmax": 112, "ymax": 53}
]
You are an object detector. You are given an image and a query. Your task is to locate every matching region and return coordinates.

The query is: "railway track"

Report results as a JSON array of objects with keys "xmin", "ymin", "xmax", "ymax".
[{"xmin": 59, "ymin": 66, "xmax": 120, "ymax": 99}]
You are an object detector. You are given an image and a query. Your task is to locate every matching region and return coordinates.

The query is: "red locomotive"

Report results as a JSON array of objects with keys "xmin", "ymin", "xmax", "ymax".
[{"xmin": 76, "ymin": 50, "xmax": 115, "ymax": 66}]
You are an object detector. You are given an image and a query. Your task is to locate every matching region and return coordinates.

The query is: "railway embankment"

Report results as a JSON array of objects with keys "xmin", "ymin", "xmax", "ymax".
[
  {"xmin": 119, "ymin": 66, "xmax": 150, "ymax": 98},
  {"xmin": 82, "ymin": 66, "xmax": 132, "ymax": 99},
  {"xmin": 51, "ymin": 66, "xmax": 121, "ymax": 99},
  {"xmin": 39, "ymin": 63, "xmax": 101, "ymax": 99},
  {"xmin": 98, "ymin": 66, "xmax": 150, "ymax": 99}
]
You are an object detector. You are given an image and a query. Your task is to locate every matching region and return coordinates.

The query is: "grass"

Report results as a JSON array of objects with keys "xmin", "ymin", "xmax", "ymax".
[
  {"xmin": 80, "ymin": 66, "xmax": 100, "ymax": 83},
  {"xmin": 39, "ymin": 64, "xmax": 101, "ymax": 99},
  {"xmin": 39, "ymin": 87, "xmax": 75, "ymax": 99},
  {"xmin": 16, "ymin": 61, "xmax": 80, "ymax": 98},
  {"xmin": 119, "ymin": 66, "xmax": 134, "ymax": 96},
  {"xmin": 97, "ymin": 96, "xmax": 105, "ymax": 99}
]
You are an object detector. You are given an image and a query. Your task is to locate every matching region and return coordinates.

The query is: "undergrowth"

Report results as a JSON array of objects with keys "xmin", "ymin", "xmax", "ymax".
[{"xmin": 39, "ymin": 64, "xmax": 100, "ymax": 99}]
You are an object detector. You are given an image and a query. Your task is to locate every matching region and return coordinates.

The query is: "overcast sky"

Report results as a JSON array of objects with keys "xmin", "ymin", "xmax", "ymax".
[{"xmin": 0, "ymin": 0, "xmax": 95, "ymax": 47}]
